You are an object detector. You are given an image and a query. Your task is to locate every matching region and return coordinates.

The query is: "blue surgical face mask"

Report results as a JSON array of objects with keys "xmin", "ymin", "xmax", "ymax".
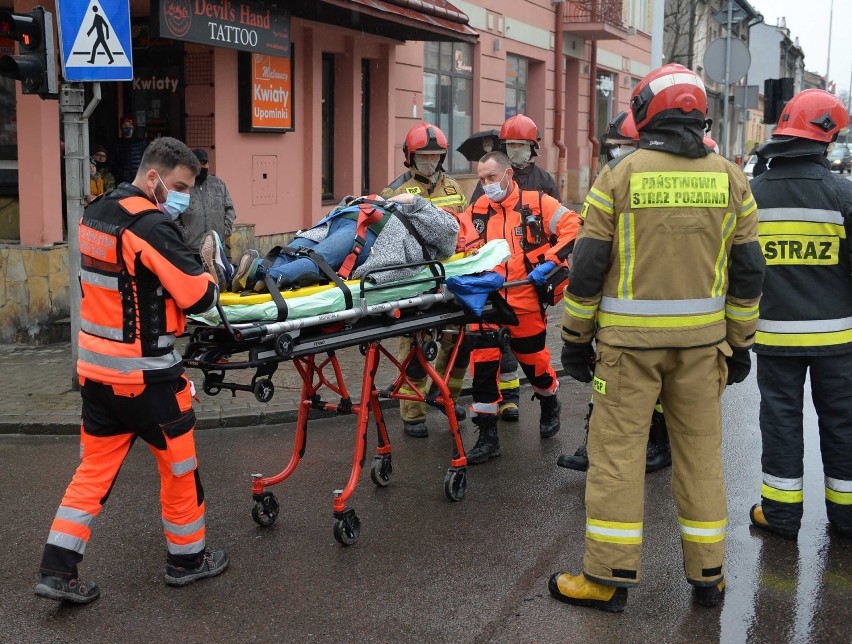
[
  {"xmin": 482, "ymin": 170, "xmax": 508, "ymax": 202},
  {"xmin": 154, "ymin": 172, "xmax": 191, "ymax": 219}
]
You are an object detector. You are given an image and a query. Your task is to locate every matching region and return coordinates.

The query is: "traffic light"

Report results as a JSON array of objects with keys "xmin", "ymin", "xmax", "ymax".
[{"xmin": 0, "ymin": 6, "xmax": 56, "ymax": 98}]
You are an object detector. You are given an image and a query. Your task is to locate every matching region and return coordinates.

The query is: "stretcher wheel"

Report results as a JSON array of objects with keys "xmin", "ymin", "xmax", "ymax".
[
  {"xmin": 333, "ymin": 512, "xmax": 361, "ymax": 546},
  {"xmin": 253, "ymin": 379, "xmax": 275, "ymax": 403},
  {"xmin": 251, "ymin": 492, "xmax": 279, "ymax": 527},
  {"xmin": 370, "ymin": 454, "xmax": 393, "ymax": 487},
  {"xmin": 423, "ymin": 340, "xmax": 438, "ymax": 361},
  {"xmin": 443, "ymin": 467, "xmax": 467, "ymax": 502},
  {"xmin": 275, "ymin": 334, "xmax": 294, "ymax": 358}
]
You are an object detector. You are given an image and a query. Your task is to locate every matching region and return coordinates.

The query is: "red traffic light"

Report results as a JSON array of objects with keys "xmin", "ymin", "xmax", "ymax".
[
  {"xmin": 0, "ymin": 11, "xmax": 42, "ymax": 50},
  {"xmin": 0, "ymin": 7, "xmax": 56, "ymax": 98}
]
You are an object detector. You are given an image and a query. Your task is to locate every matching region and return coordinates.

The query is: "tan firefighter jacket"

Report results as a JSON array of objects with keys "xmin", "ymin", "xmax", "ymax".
[
  {"xmin": 562, "ymin": 148, "xmax": 765, "ymax": 350},
  {"xmin": 381, "ymin": 170, "xmax": 467, "ymax": 214}
]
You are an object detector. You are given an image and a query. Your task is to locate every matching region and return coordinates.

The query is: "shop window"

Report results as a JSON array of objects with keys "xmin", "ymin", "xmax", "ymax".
[
  {"xmin": 123, "ymin": 35, "xmax": 185, "ymax": 142},
  {"xmin": 423, "ymin": 42, "xmax": 473, "ymax": 174},
  {"xmin": 505, "ymin": 55, "xmax": 528, "ymax": 120},
  {"xmin": 321, "ymin": 53, "xmax": 335, "ymax": 201}
]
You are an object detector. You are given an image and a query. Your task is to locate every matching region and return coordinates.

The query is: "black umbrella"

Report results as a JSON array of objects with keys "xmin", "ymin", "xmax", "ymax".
[{"xmin": 456, "ymin": 129, "xmax": 501, "ymax": 162}]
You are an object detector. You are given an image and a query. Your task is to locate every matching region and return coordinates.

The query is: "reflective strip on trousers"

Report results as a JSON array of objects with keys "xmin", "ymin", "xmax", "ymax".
[
  {"xmin": 826, "ymin": 476, "xmax": 852, "ymax": 505},
  {"xmin": 762, "ymin": 473, "xmax": 804, "ymax": 504},
  {"xmin": 166, "ymin": 536, "xmax": 206, "ymax": 555},
  {"xmin": 172, "ymin": 456, "xmax": 198, "ymax": 476},
  {"xmin": 678, "ymin": 517, "xmax": 727, "ymax": 543},
  {"xmin": 600, "ymin": 296, "xmax": 724, "ymax": 315},
  {"xmin": 47, "ymin": 530, "xmax": 88, "ymax": 554},
  {"xmin": 163, "ymin": 515, "xmax": 205, "ymax": 537},
  {"xmin": 586, "ymin": 518, "xmax": 643, "ymax": 544},
  {"xmin": 46, "ymin": 505, "xmax": 97, "ymax": 554},
  {"xmin": 78, "ymin": 347, "xmax": 182, "ymax": 374},
  {"xmin": 472, "ymin": 402, "xmax": 499, "ymax": 415}
]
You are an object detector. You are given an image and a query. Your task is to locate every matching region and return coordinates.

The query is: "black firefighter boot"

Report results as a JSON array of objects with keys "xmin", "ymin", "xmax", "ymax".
[
  {"xmin": 536, "ymin": 392, "xmax": 562, "ymax": 438},
  {"xmin": 557, "ymin": 402, "xmax": 593, "ymax": 471},
  {"xmin": 645, "ymin": 408, "xmax": 672, "ymax": 473},
  {"xmin": 466, "ymin": 415, "xmax": 501, "ymax": 465}
]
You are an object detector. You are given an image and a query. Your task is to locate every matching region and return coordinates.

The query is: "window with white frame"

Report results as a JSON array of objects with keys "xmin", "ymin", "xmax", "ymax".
[
  {"xmin": 627, "ymin": 0, "xmax": 650, "ymax": 34},
  {"xmin": 506, "ymin": 55, "xmax": 528, "ymax": 119},
  {"xmin": 423, "ymin": 41, "xmax": 473, "ymax": 174}
]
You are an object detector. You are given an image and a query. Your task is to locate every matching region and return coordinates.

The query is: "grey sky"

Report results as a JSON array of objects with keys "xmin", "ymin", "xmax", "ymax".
[{"xmin": 747, "ymin": 0, "xmax": 852, "ymax": 93}]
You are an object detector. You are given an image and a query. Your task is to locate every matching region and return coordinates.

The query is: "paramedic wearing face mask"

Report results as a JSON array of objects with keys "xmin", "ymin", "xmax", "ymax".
[
  {"xmin": 469, "ymin": 115, "xmax": 561, "ymax": 423},
  {"xmin": 382, "ymin": 123, "xmax": 470, "ymax": 438},
  {"xmin": 463, "ymin": 151, "xmax": 580, "ymax": 464},
  {"xmin": 35, "ymin": 137, "xmax": 229, "ymax": 605}
]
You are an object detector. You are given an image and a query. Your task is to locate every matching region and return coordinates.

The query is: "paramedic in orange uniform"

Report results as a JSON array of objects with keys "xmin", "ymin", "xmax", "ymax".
[{"xmin": 35, "ymin": 138, "xmax": 227, "ymax": 605}]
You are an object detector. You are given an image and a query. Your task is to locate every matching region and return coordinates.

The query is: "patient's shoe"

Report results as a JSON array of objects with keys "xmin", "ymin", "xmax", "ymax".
[
  {"xmin": 232, "ymin": 251, "xmax": 261, "ymax": 291},
  {"xmin": 199, "ymin": 231, "xmax": 233, "ymax": 290}
]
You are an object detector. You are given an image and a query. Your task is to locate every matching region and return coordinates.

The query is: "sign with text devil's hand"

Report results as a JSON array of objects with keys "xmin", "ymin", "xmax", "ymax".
[{"xmin": 238, "ymin": 51, "xmax": 294, "ymax": 133}]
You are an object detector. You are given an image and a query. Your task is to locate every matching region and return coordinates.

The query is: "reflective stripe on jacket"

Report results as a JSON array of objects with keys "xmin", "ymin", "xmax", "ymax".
[
  {"xmin": 467, "ymin": 184, "xmax": 580, "ymax": 313},
  {"xmin": 381, "ymin": 170, "xmax": 468, "ymax": 214},
  {"xmin": 751, "ymin": 155, "xmax": 852, "ymax": 355},
  {"xmin": 78, "ymin": 184, "xmax": 217, "ymax": 385},
  {"xmin": 562, "ymin": 148, "xmax": 764, "ymax": 349}
]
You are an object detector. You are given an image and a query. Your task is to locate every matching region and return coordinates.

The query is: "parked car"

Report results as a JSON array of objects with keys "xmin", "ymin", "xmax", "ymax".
[
  {"xmin": 743, "ymin": 154, "xmax": 758, "ymax": 178},
  {"xmin": 828, "ymin": 144, "xmax": 852, "ymax": 174}
]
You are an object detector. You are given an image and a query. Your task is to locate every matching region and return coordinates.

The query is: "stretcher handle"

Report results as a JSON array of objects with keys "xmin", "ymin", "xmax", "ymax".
[{"xmin": 358, "ymin": 259, "xmax": 447, "ymax": 297}]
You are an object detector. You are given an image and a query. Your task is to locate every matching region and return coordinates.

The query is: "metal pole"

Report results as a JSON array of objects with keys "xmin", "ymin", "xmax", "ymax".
[
  {"xmin": 826, "ymin": 0, "xmax": 834, "ymax": 87},
  {"xmin": 847, "ymin": 61, "xmax": 852, "ymax": 112},
  {"xmin": 722, "ymin": 1, "xmax": 733, "ymax": 159},
  {"xmin": 61, "ymin": 83, "xmax": 85, "ymax": 390}
]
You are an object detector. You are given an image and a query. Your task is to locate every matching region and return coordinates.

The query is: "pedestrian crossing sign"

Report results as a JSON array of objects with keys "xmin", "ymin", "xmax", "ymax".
[{"xmin": 56, "ymin": 0, "xmax": 132, "ymax": 82}]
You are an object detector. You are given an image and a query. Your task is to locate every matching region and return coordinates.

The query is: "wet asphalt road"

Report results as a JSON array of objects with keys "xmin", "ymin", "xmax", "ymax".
[{"xmin": 3, "ymin": 371, "xmax": 851, "ymax": 643}]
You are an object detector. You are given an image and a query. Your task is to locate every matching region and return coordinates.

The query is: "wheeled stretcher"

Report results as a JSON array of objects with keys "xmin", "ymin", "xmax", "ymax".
[{"xmin": 182, "ymin": 240, "xmax": 510, "ymax": 545}]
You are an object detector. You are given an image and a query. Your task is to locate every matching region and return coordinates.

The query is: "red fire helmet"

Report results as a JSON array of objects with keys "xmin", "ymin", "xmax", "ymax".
[
  {"xmin": 773, "ymin": 88, "xmax": 850, "ymax": 143},
  {"xmin": 630, "ymin": 64, "xmax": 707, "ymax": 130}
]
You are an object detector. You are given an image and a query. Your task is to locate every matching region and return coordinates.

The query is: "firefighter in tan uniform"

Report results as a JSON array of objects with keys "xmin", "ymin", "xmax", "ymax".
[
  {"xmin": 548, "ymin": 64, "xmax": 765, "ymax": 612},
  {"xmin": 382, "ymin": 123, "xmax": 468, "ymax": 437}
]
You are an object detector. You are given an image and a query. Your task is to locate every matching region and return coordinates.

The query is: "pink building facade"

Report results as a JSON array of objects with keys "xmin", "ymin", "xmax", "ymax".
[{"xmin": 0, "ymin": 0, "xmax": 652, "ymax": 341}]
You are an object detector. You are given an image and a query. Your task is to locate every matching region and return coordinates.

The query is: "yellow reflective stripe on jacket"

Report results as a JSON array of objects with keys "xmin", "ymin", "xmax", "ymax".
[
  {"xmin": 678, "ymin": 517, "xmax": 727, "ymax": 544},
  {"xmin": 564, "ymin": 296, "xmax": 597, "ymax": 320},
  {"xmin": 712, "ymin": 212, "xmax": 736, "ymax": 297},
  {"xmin": 726, "ymin": 302, "xmax": 759, "ymax": 322},
  {"xmin": 586, "ymin": 518, "xmax": 642, "ymax": 544},
  {"xmin": 617, "ymin": 212, "xmax": 635, "ymax": 299},
  {"xmin": 586, "ymin": 187, "xmax": 614, "ymax": 214},
  {"xmin": 758, "ymin": 221, "xmax": 846, "ymax": 239},
  {"xmin": 738, "ymin": 195, "xmax": 757, "ymax": 218},
  {"xmin": 430, "ymin": 194, "xmax": 466, "ymax": 207},
  {"xmin": 598, "ymin": 310, "xmax": 725, "ymax": 329},
  {"xmin": 756, "ymin": 316, "xmax": 852, "ymax": 347},
  {"xmin": 629, "ymin": 172, "xmax": 729, "ymax": 209},
  {"xmin": 759, "ymin": 207, "xmax": 844, "ymax": 225},
  {"xmin": 826, "ymin": 476, "xmax": 852, "ymax": 505}
]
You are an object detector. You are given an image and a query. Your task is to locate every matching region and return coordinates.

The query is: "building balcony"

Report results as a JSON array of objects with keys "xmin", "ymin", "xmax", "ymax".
[{"xmin": 563, "ymin": 0, "xmax": 628, "ymax": 41}]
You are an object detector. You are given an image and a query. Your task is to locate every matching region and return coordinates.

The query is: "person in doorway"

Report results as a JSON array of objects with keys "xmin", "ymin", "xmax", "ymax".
[
  {"xmin": 112, "ymin": 115, "xmax": 148, "ymax": 184},
  {"xmin": 92, "ymin": 144, "xmax": 116, "ymax": 191},
  {"xmin": 35, "ymin": 137, "xmax": 228, "ymax": 605},
  {"xmin": 550, "ymin": 64, "xmax": 764, "ymax": 612},
  {"xmin": 463, "ymin": 151, "xmax": 579, "ymax": 464},
  {"xmin": 748, "ymin": 89, "xmax": 852, "ymax": 540},
  {"xmin": 180, "ymin": 148, "xmax": 237, "ymax": 265},
  {"xmin": 557, "ymin": 110, "xmax": 671, "ymax": 474},
  {"xmin": 381, "ymin": 122, "xmax": 469, "ymax": 438}
]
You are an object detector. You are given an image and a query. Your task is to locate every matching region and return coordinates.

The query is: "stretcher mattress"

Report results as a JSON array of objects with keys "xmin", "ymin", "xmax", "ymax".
[{"xmin": 190, "ymin": 239, "xmax": 510, "ymax": 325}]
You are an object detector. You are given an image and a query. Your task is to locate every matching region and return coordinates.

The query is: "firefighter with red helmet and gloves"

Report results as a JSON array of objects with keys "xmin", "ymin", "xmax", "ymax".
[
  {"xmin": 463, "ymin": 150, "xmax": 580, "ymax": 464},
  {"xmin": 470, "ymin": 114, "xmax": 560, "ymax": 423},
  {"xmin": 35, "ymin": 138, "xmax": 227, "ymax": 605},
  {"xmin": 748, "ymin": 89, "xmax": 852, "ymax": 541},
  {"xmin": 549, "ymin": 64, "xmax": 764, "ymax": 612},
  {"xmin": 382, "ymin": 122, "xmax": 469, "ymax": 438},
  {"xmin": 557, "ymin": 109, "xmax": 672, "ymax": 474}
]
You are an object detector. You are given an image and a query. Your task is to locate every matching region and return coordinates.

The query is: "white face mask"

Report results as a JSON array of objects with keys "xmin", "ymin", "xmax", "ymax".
[
  {"xmin": 414, "ymin": 155, "xmax": 440, "ymax": 178},
  {"xmin": 506, "ymin": 144, "xmax": 532, "ymax": 167},
  {"xmin": 482, "ymin": 170, "xmax": 508, "ymax": 202}
]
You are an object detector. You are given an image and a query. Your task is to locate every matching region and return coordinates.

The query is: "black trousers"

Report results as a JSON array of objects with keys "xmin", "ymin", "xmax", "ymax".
[{"xmin": 757, "ymin": 352, "xmax": 852, "ymax": 532}]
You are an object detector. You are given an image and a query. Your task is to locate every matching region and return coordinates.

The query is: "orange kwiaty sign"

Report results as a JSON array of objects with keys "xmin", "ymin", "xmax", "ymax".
[{"xmin": 251, "ymin": 53, "xmax": 291, "ymax": 130}]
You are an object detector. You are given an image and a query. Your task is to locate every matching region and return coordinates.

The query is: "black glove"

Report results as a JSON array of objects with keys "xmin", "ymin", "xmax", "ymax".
[
  {"xmin": 726, "ymin": 348, "xmax": 751, "ymax": 385},
  {"xmin": 561, "ymin": 341, "xmax": 595, "ymax": 383}
]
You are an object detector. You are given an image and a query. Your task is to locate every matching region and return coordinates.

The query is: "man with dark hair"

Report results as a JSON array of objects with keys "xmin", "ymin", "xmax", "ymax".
[
  {"xmin": 112, "ymin": 115, "xmax": 148, "ymax": 183},
  {"xmin": 35, "ymin": 137, "xmax": 228, "ymax": 605}
]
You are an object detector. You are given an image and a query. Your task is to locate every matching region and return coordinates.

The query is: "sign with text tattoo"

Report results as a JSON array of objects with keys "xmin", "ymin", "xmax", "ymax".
[
  {"xmin": 238, "ymin": 51, "xmax": 294, "ymax": 133},
  {"xmin": 152, "ymin": 0, "xmax": 290, "ymax": 57}
]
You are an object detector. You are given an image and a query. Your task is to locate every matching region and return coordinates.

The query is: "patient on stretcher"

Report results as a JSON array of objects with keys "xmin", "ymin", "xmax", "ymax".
[{"xmin": 200, "ymin": 193, "xmax": 479, "ymax": 293}]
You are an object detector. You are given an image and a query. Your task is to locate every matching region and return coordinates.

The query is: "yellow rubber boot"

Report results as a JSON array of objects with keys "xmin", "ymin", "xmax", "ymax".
[
  {"xmin": 548, "ymin": 572, "xmax": 627, "ymax": 613},
  {"xmin": 749, "ymin": 504, "xmax": 798, "ymax": 540}
]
